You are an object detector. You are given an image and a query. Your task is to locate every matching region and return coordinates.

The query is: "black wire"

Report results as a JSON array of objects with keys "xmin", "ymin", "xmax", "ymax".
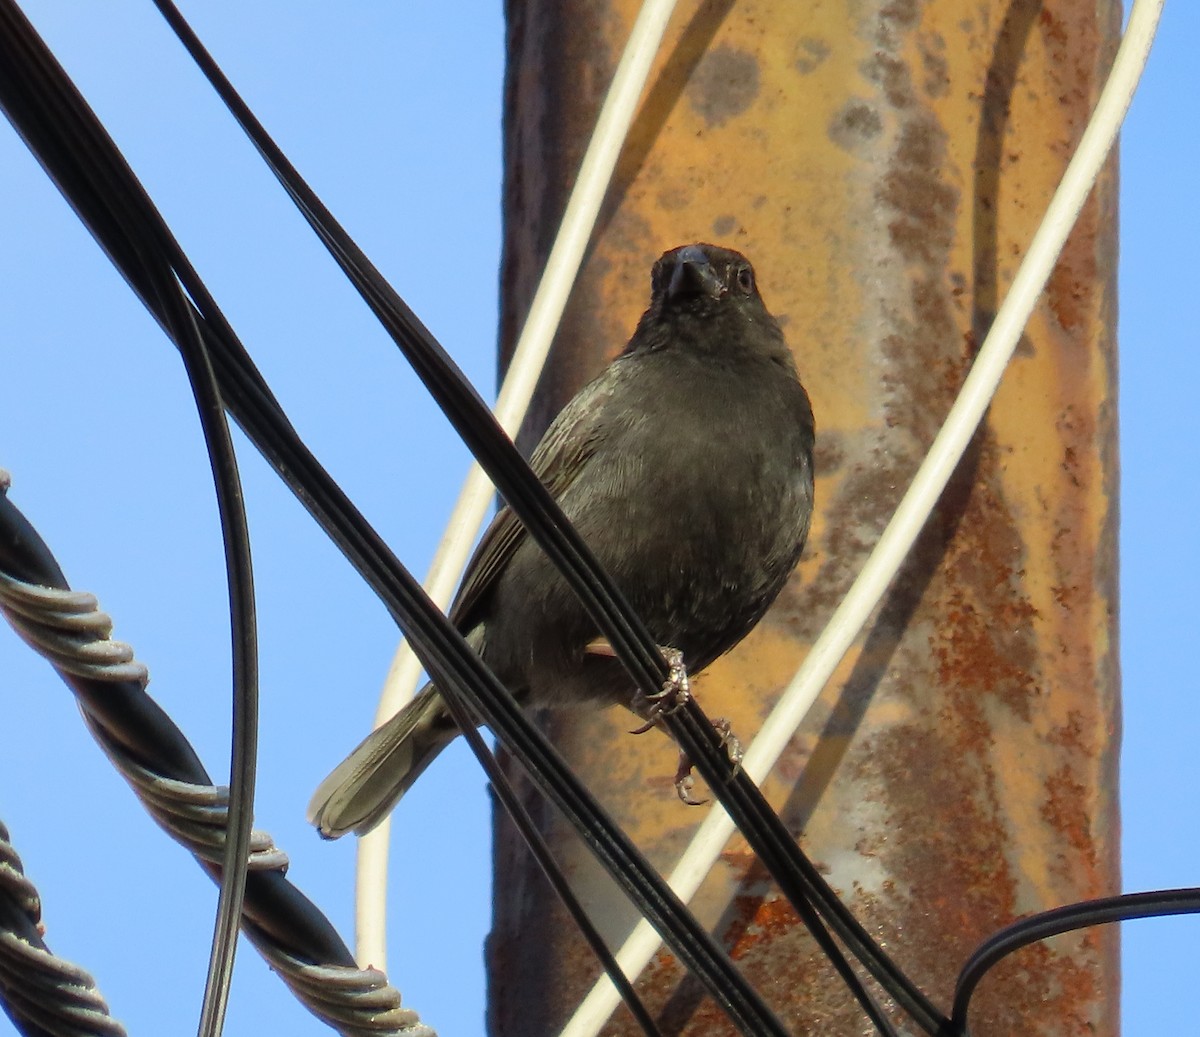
[
  {"xmin": 146, "ymin": 6, "xmax": 924, "ymax": 1032},
  {"xmin": 950, "ymin": 887, "xmax": 1200, "ymax": 1034},
  {"xmin": 147, "ymin": 257, "xmax": 259, "ymax": 1037},
  {"xmin": 159, "ymin": 234, "xmax": 259, "ymax": 1037},
  {"xmin": 0, "ymin": 6, "xmax": 789, "ymax": 1034}
]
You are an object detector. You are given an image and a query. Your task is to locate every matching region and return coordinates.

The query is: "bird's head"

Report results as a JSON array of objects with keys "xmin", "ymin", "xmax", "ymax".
[
  {"xmin": 630, "ymin": 243, "xmax": 789, "ymax": 363},
  {"xmin": 652, "ymin": 243, "xmax": 753, "ymax": 307}
]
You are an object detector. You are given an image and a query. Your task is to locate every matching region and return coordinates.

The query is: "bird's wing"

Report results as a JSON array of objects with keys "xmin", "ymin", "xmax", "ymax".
[{"xmin": 448, "ymin": 360, "xmax": 628, "ymax": 630}]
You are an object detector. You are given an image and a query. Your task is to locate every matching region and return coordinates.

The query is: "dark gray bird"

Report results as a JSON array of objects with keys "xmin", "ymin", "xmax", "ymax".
[{"xmin": 309, "ymin": 243, "xmax": 815, "ymax": 838}]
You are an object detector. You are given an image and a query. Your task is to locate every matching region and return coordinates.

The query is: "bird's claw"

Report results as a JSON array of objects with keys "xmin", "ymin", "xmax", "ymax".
[
  {"xmin": 673, "ymin": 717, "xmax": 743, "ymax": 806},
  {"xmin": 622, "ymin": 649, "xmax": 744, "ymax": 806},
  {"xmin": 674, "ymin": 755, "xmax": 705, "ymax": 805},
  {"xmin": 630, "ymin": 647, "xmax": 691, "ymax": 734}
]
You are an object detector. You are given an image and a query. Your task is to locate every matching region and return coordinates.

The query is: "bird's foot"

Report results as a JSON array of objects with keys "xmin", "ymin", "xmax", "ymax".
[
  {"xmin": 629, "ymin": 647, "xmax": 691, "ymax": 734},
  {"xmin": 674, "ymin": 718, "xmax": 744, "ymax": 806}
]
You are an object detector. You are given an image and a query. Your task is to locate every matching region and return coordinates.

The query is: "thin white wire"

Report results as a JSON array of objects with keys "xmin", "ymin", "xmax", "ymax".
[
  {"xmin": 353, "ymin": 0, "xmax": 682, "ymax": 971},
  {"xmin": 559, "ymin": 2, "xmax": 1164, "ymax": 1034}
]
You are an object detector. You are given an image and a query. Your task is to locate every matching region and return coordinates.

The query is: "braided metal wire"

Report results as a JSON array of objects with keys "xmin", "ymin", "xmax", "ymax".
[
  {"xmin": 0, "ymin": 819, "xmax": 127, "ymax": 1037},
  {"xmin": 0, "ymin": 470, "xmax": 434, "ymax": 1037}
]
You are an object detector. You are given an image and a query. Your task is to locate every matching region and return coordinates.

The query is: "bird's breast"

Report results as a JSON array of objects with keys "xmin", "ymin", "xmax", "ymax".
[{"xmin": 566, "ymin": 359, "xmax": 813, "ymax": 654}]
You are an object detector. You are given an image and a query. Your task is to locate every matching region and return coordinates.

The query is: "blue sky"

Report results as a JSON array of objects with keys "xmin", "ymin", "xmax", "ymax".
[{"xmin": 0, "ymin": 3, "xmax": 1192, "ymax": 1035}]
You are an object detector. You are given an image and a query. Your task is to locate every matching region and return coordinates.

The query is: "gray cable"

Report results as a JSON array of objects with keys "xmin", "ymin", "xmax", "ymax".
[
  {"xmin": 0, "ymin": 819, "xmax": 127, "ymax": 1037},
  {"xmin": 0, "ymin": 470, "xmax": 433, "ymax": 1037}
]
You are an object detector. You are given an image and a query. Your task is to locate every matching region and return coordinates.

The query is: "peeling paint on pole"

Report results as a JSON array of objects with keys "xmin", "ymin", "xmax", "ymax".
[{"xmin": 493, "ymin": 1, "xmax": 1120, "ymax": 1034}]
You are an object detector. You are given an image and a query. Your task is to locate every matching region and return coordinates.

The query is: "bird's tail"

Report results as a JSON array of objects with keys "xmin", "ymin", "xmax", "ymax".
[{"xmin": 308, "ymin": 684, "xmax": 457, "ymax": 838}]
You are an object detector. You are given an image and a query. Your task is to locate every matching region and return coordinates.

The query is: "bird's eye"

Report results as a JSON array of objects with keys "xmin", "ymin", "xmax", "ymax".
[{"xmin": 735, "ymin": 264, "xmax": 754, "ymax": 294}]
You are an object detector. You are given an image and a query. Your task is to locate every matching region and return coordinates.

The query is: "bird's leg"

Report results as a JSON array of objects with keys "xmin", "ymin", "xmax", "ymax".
[
  {"xmin": 632, "ymin": 646, "xmax": 692, "ymax": 733},
  {"xmin": 674, "ymin": 718, "xmax": 744, "ymax": 806}
]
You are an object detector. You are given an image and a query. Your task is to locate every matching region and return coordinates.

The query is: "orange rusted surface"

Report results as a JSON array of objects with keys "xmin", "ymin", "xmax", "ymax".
[{"xmin": 491, "ymin": 2, "xmax": 1120, "ymax": 1034}]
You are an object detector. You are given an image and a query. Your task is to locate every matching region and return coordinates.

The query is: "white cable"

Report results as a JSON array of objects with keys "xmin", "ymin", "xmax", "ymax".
[
  {"xmin": 353, "ymin": 0, "xmax": 682, "ymax": 970},
  {"xmin": 559, "ymin": 2, "xmax": 1164, "ymax": 1033}
]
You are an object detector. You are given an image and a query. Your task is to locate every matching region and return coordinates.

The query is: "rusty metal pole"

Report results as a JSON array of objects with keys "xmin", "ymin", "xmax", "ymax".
[{"xmin": 491, "ymin": 2, "xmax": 1120, "ymax": 1034}]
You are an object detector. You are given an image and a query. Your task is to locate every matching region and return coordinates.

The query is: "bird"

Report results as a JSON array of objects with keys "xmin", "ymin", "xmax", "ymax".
[{"xmin": 309, "ymin": 243, "xmax": 815, "ymax": 838}]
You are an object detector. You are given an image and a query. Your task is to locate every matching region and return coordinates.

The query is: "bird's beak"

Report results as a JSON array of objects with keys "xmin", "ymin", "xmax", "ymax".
[{"xmin": 667, "ymin": 246, "xmax": 725, "ymax": 301}]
